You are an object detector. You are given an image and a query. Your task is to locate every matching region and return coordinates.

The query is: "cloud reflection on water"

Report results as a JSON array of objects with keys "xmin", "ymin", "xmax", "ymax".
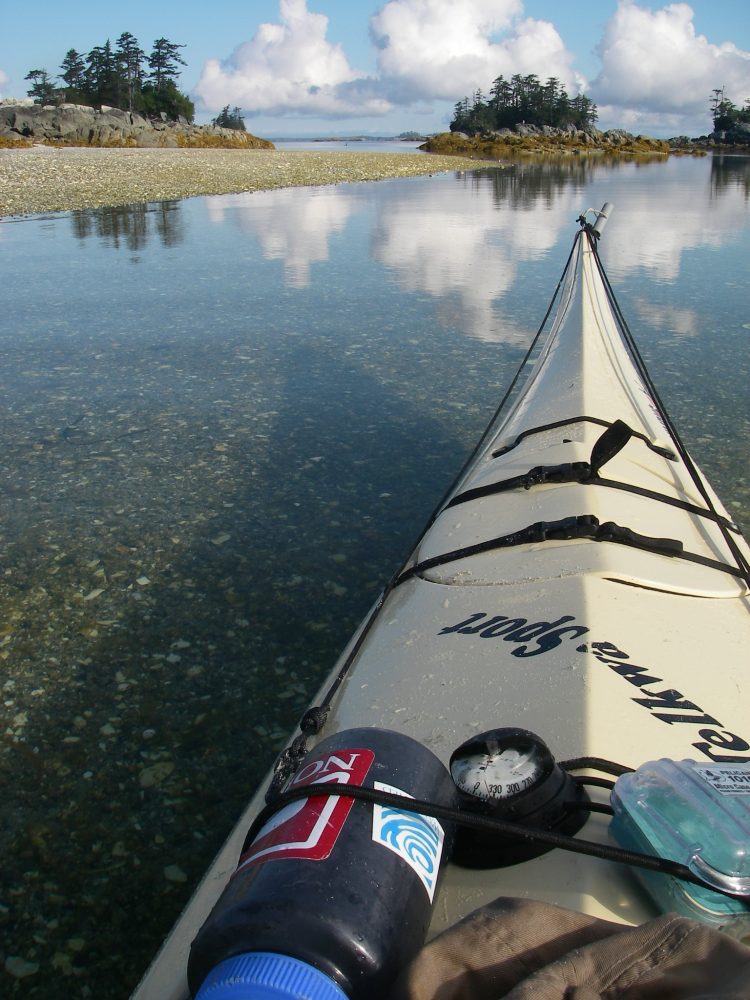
[
  {"xmin": 198, "ymin": 157, "xmax": 748, "ymax": 345},
  {"xmin": 66, "ymin": 155, "xmax": 750, "ymax": 346},
  {"xmin": 632, "ymin": 297, "xmax": 698, "ymax": 340},
  {"xmin": 205, "ymin": 187, "xmax": 358, "ymax": 288}
]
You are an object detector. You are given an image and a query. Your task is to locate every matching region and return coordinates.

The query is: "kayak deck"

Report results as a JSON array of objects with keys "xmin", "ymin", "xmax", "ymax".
[
  {"xmin": 324, "ymin": 228, "xmax": 750, "ymax": 929},
  {"xmin": 131, "ymin": 221, "xmax": 750, "ymax": 1000}
]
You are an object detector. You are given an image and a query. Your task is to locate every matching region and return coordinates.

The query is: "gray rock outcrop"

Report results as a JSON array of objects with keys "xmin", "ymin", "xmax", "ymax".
[
  {"xmin": 0, "ymin": 103, "xmax": 273, "ymax": 148},
  {"xmin": 668, "ymin": 122, "xmax": 750, "ymax": 151}
]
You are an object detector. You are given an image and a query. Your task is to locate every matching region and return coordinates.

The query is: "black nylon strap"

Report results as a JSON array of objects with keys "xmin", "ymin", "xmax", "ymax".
[
  {"xmin": 491, "ymin": 416, "xmax": 677, "ymax": 460},
  {"xmin": 592, "ymin": 477, "xmax": 741, "ymax": 532},
  {"xmin": 446, "ymin": 470, "xmax": 740, "ymax": 533},
  {"xmin": 395, "ymin": 514, "xmax": 746, "ymax": 586}
]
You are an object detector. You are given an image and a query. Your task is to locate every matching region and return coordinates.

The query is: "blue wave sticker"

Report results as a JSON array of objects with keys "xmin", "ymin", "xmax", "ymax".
[{"xmin": 371, "ymin": 781, "xmax": 445, "ymax": 901}]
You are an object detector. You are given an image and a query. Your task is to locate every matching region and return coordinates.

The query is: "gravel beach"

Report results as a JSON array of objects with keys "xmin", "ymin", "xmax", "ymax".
[{"xmin": 0, "ymin": 146, "xmax": 481, "ymax": 217}]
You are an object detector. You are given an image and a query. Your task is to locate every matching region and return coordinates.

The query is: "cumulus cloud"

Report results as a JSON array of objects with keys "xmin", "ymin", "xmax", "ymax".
[
  {"xmin": 370, "ymin": 0, "xmax": 582, "ymax": 103},
  {"xmin": 195, "ymin": 0, "xmax": 583, "ymax": 121},
  {"xmin": 195, "ymin": 0, "xmax": 389, "ymax": 117},
  {"xmin": 592, "ymin": 2, "xmax": 750, "ymax": 131},
  {"xmin": 194, "ymin": 0, "xmax": 749, "ymax": 132},
  {"xmin": 0, "ymin": 69, "xmax": 9, "ymax": 96}
]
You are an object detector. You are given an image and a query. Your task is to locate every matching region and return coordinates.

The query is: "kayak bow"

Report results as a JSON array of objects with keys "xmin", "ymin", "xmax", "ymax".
[{"xmin": 132, "ymin": 206, "xmax": 750, "ymax": 999}]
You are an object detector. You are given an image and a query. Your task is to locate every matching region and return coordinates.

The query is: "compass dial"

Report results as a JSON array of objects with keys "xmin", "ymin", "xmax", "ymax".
[{"xmin": 451, "ymin": 745, "xmax": 545, "ymax": 801}]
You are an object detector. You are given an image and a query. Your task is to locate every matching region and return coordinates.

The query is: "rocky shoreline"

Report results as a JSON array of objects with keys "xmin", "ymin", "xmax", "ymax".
[
  {"xmin": 422, "ymin": 121, "xmax": 750, "ymax": 157},
  {"xmin": 0, "ymin": 101, "xmax": 274, "ymax": 149},
  {"xmin": 4, "ymin": 103, "xmax": 749, "ymax": 156}
]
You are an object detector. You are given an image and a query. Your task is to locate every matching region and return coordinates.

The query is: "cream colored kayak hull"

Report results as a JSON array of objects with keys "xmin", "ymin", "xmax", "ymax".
[{"xmin": 132, "ymin": 226, "xmax": 750, "ymax": 999}]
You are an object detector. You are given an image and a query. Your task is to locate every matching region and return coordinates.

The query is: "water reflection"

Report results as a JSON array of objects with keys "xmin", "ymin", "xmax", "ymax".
[
  {"xmin": 633, "ymin": 297, "xmax": 698, "ymax": 339},
  {"xmin": 205, "ymin": 188, "xmax": 358, "ymax": 288},
  {"xmin": 63, "ymin": 157, "xmax": 750, "ymax": 341},
  {"xmin": 710, "ymin": 154, "xmax": 750, "ymax": 199},
  {"xmin": 594, "ymin": 162, "xmax": 748, "ymax": 282},
  {"xmin": 194, "ymin": 156, "xmax": 750, "ymax": 342},
  {"xmin": 468, "ymin": 160, "xmax": 593, "ymax": 207},
  {"xmin": 372, "ymin": 175, "xmax": 554, "ymax": 343},
  {"xmin": 70, "ymin": 201, "xmax": 185, "ymax": 252},
  {"xmin": 62, "ymin": 157, "xmax": 750, "ymax": 293}
]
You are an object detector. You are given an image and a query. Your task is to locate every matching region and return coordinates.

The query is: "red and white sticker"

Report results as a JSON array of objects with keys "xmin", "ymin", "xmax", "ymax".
[{"xmin": 237, "ymin": 747, "xmax": 375, "ymax": 870}]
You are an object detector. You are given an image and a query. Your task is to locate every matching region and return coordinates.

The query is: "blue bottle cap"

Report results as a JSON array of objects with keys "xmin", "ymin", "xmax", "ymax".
[{"xmin": 194, "ymin": 951, "xmax": 349, "ymax": 999}]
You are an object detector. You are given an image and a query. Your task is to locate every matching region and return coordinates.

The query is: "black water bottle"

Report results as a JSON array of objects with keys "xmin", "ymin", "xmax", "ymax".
[{"xmin": 188, "ymin": 727, "xmax": 456, "ymax": 999}]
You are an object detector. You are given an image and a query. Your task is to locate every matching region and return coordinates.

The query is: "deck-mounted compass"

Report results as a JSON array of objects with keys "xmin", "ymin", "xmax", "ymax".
[{"xmin": 449, "ymin": 728, "xmax": 589, "ymax": 868}]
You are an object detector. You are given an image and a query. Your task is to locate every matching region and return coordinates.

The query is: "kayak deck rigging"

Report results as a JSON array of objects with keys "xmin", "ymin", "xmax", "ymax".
[
  {"xmin": 404, "ymin": 225, "xmax": 750, "ymax": 597},
  {"xmin": 490, "ymin": 415, "xmax": 677, "ymax": 460}
]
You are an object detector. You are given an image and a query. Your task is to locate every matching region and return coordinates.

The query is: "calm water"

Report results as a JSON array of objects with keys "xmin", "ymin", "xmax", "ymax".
[
  {"xmin": 270, "ymin": 138, "xmax": 426, "ymax": 152},
  {"xmin": 1, "ymin": 153, "xmax": 749, "ymax": 997}
]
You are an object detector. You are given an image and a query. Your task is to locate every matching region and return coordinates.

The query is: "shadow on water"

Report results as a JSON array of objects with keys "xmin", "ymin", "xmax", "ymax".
[{"xmin": 1, "ymin": 329, "xmax": 513, "ymax": 997}]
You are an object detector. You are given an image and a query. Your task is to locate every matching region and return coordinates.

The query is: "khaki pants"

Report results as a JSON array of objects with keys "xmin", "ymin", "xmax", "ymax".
[{"xmin": 392, "ymin": 898, "xmax": 750, "ymax": 999}]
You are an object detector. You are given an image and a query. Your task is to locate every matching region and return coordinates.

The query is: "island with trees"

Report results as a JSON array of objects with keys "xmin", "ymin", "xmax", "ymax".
[
  {"xmin": 422, "ymin": 74, "xmax": 750, "ymax": 158},
  {"xmin": 451, "ymin": 75, "xmax": 598, "ymax": 134},
  {"xmin": 709, "ymin": 88, "xmax": 750, "ymax": 133},
  {"xmin": 0, "ymin": 33, "xmax": 272, "ymax": 149}
]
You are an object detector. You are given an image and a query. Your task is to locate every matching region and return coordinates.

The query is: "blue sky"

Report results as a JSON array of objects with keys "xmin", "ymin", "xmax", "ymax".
[{"xmin": 2, "ymin": 1, "xmax": 749, "ymax": 137}]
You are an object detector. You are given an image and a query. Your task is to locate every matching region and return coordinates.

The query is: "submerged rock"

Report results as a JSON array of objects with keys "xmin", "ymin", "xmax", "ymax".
[
  {"xmin": 138, "ymin": 761, "xmax": 175, "ymax": 788},
  {"xmin": 5, "ymin": 955, "xmax": 40, "ymax": 979}
]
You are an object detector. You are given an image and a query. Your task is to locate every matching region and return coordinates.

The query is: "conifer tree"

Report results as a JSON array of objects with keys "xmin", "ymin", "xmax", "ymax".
[
  {"xmin": 85, "ymin": 40, "xmax": 119, "ymax": 107},
  {"xmin": 25, "ymin": 69, "xmax": 56, "ymax": 104},
  {"xmin": 147, "ymin": 38, "xmax": 186, "ymax": 91},
  {"xmin": 116, "ymin": 33, "xmax": 145, "ymax": 112},
  {"xmin": 25, "ymin": 32, "xmax": 194, "ymax": 122},
  {"xmin": 60, "ymin": 50, "xmax": 86, "ymax": 100}
]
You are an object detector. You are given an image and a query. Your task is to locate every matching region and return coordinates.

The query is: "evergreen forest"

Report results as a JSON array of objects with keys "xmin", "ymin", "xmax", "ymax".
[
  {"xmin": 451, "ymin": 75, "xmax": 598, "ymax": 134},
  {"xmin": 710, "ymin": 88, "xmax": 750, "ymax": 131},
  {"xmin": 210, "ymin": 106, "xmax": 247, "ymax": 131},
  {"xmin": 24, "ymin": 34, "xmax": 194, "ymax": 122}
]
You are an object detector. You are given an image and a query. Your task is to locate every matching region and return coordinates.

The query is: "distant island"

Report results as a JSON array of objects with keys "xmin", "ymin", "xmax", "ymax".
[
  {"xmin": 422, "ymin": 126, "xmax": 671, "ymax": 158},
  {"xmin": 421, "ymin": 124, "xmax": 750, "ymax": 159},
  {"xmin": 424, "ymin": 76, "xmax": 750, "ymax": 157}
]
